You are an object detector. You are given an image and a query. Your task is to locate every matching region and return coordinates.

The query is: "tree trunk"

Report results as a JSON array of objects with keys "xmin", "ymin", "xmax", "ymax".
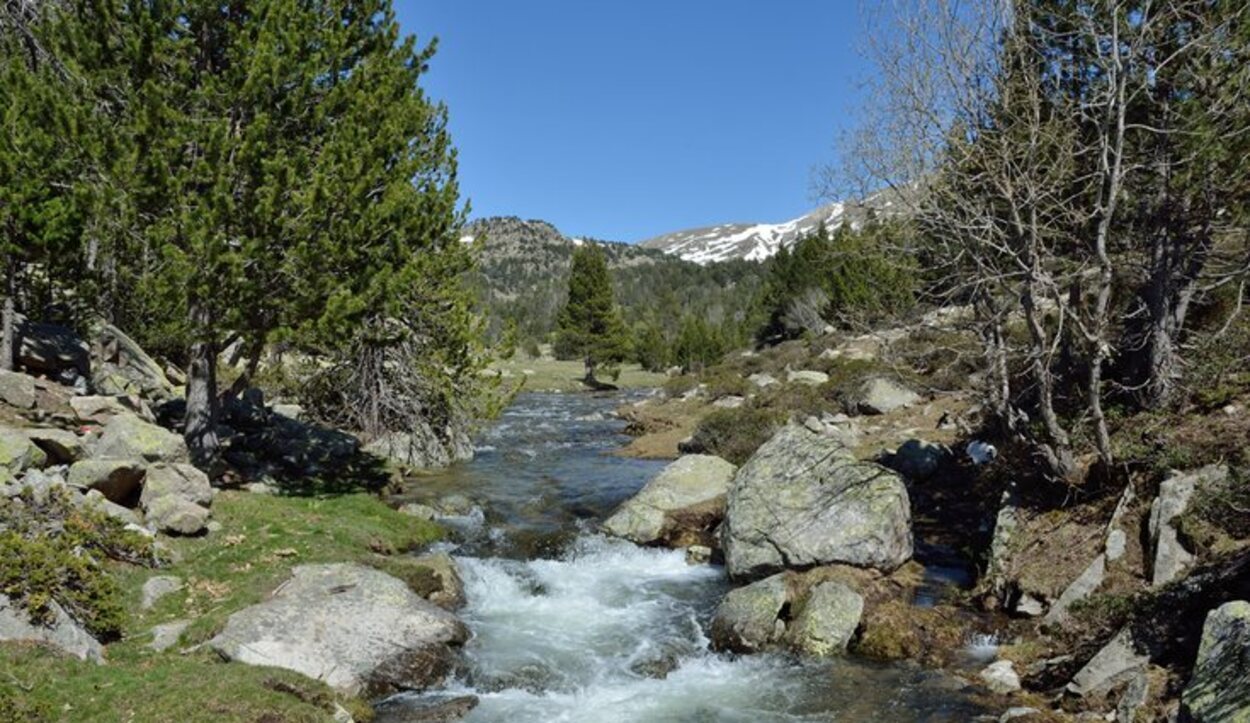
[
  {"xmin": 1, "ymin": 259, "xmax": 14, "ymax": 372},
  {"xmin": 185, "ymin": 302, "xmax": 219, "ymax": 467}
]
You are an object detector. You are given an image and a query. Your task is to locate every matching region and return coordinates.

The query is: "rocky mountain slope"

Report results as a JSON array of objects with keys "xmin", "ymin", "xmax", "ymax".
[
  {"xmin": 639, "ymin": 190, "xmax": 900, "ymax": 265},
  {"xmin": 464, "ymin": 216, "xmax": 766, "ymax": 342}
]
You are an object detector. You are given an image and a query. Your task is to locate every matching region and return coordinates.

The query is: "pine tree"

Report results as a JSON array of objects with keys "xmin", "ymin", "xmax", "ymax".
[{"xmin": 555, "ymin": 244, "xmax": 630, "ymax": 383}]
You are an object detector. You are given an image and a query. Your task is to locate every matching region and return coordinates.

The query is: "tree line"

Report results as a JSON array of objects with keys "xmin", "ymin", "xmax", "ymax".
[{"xmin": 0, "ymin": 0, "xmax": 481, "ymax": 464}]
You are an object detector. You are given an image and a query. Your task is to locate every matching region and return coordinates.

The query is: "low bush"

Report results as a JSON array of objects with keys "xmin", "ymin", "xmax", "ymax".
[
  {"xmin": 688, "ymin": 407, "xmax": 783, "ymax": 465},
  {"xmin": 0, "ymin": 488, "xmax": 161, "ymax": 640}
]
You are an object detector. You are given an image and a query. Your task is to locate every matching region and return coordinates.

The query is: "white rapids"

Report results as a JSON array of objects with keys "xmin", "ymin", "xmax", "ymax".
[{"xmin": 388, "ymin": 392, "xmax": 985, "ymax": 722}]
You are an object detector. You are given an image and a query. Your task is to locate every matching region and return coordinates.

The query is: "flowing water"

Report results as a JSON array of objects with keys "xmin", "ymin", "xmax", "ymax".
[{"xmin": 388, "ymin": 392, "xmax": 988, "ymax": 722}]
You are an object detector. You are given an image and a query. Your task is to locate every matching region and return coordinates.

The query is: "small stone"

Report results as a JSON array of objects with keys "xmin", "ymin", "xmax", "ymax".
[
  {"xmin": 243, "ymin": 481, "xmax": 278, "ymax": 495},
  {"xmin": 787, "ymin": 370, "xmax": 830, "ymax": 386},
  {"xmin": 1014, "ymin": 594, "xmax": 1045, "ymax": 618},
  {"xmin": 685, "ymin": 545, "xmax": 713, "ymax": 565},
  {"xmin": 399, "ymin": 502, "xmax": 438, "ymax": 521},
  {"xmin": 980, "ymin": 660, "xmax": 1022, "ymax": 694},
  {"xmin": 142, "ymin": 576, "xmax": 184, "ymax": 610},
  {"xmin": 206, "ymin": 520, "xmax": 223, "ymax": 533},
  {"xmin": 148, "ymin": 619, "xmax": 190, "ymax": 652},
  {"xmin": 999, "ymin": 707, "xmax": 1042, "ymax": 722}
]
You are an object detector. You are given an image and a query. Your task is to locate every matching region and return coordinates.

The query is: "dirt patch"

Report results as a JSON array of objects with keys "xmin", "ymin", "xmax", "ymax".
[{"xmin": 614, "ymin": 399, "xmax": 706, "ymax": 460}]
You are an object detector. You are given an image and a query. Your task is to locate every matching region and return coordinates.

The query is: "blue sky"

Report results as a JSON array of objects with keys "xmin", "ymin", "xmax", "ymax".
[{"xmin": 394, "ymin": 1, "xmax": 870, "ymax": 243}]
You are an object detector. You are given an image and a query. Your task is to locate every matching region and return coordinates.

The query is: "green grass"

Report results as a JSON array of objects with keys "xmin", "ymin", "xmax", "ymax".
[
  {"xmin": 1, "ymin": 490, "xmax": 443, "ymax": 722},
  {"xmin": 488, "ymin": 357, "xmax": 667, "ymax": 392}
]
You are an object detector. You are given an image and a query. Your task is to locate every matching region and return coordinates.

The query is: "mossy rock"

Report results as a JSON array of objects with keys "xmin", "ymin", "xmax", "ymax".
[{"xmin": 0, "ymin": 430, "xmax": 47, "ymax": 474}]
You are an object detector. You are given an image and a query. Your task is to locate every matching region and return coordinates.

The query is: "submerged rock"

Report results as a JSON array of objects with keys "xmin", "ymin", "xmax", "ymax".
[
  {"xmin": 722, "ymin": 423, "xmax": 912, "ymax": 580},
  {"xmin": 601, "ymin": 454, "xmax": 736, "ymax": 547},
  {"xmin": 1182, "ymin": 600, "xmax": 1250, "ymax": 722},
  {"xmin": 210, "ymin": 563, "xmax": 468, "ymax": 697}
]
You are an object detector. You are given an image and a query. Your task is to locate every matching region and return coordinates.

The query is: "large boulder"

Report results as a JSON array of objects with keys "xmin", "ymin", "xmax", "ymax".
[
  {"xmin": 722, "ymin": 423, "xmax": 913, "ymax": 580},
  {"xmin": 144, "ymin": 495, "xmax": 209, "ymax": 535},
  {"xmin": 855, "ymin": 377, "xmax": 921, "ymax": 415},
  {"xmin": 601, "ymin": 454, "xmax": 737, "ymax": 547},
  {"xmin": 0, "ymin": 370, "xmax": 36, "ymax": 409},
  {"xmin": 0, "ymin": 429, "xmax": 47, "ymax": 474},
  {"xmin": 786, "ymin": 580, "xmax": 863, "ymax": 656},
  {"xmin": 1149, "ymin": 466, "xmax": 1227, "ymax": 587},
  {"xmin": 1182, "ymin": 600, "xmax": 1250, "ymax": 722},
  {"xmin": 93, "ymin": 414, "xmax": 188, "ymax": 464},
  {"xmin": 89, "ymin": 323, "xmax": 175, "ymax": 401},
  {"xmin": 365, "ymin": 419, "xmax": 474, "ymax": 471},
  {"xmin": 139, "ymin": 463, "xmax": 213, "ymax": 535},
  {"xmin": 210, "ymin": 563, "xmax": 469, "ymax": 697},
  {"xmin": 23, "ymin": 428, "xmax": 89, "ymax": 465},
  {"xmin": 70, "ymin": 395, "xmax": 154, "ymax": 425},
  {"xmin": 1067, "ymin": 627, "xmax": 1150, "ymax": 698},
  {"xmin": 16, "ymin": 316, "xmax": 90, "ymax": 378},
  {"xmin": 67, "ymin": 460, "xmax": 146, "ymax": 505},
  {"xmin": 140, "ymin": 463, "xmax": 213, "ymax": 508},
  {"xmin": 0, "ymin": 594, "xmax": 103, "ymax": 663},
  {"xmin": 709, "ymin": 573, "xmax": 789, "ymax": 653}
]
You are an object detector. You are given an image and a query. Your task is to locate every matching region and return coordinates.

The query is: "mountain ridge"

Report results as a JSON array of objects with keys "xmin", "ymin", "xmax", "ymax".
[{"xmin": 639, "ymin": 191, "xmax": 899, "ymax": 264}]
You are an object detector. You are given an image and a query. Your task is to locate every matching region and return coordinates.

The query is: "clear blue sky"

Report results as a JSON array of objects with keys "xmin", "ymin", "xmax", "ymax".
[{"xmin": 394, "ymin": 1, "xmax": 870, "ymax": 243}]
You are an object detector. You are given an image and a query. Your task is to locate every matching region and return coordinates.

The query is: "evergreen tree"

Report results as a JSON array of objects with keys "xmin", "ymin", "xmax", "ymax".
[
  {"xmin": 555, "ymin": 244, "xmax": 629, "ymax": 382},
  {"xmin": 0, "ymin": 0, "xmax": 478, "ymax": 466}
]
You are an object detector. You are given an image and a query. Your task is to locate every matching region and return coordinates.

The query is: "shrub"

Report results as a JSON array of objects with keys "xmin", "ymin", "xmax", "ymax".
[
  {"xmin": 689, "ymin": 407, "xmax": 782, "ymax": 465},
  {"xmin": 0, "ymin": 488, "xmax": 161, "ymax": 640}
]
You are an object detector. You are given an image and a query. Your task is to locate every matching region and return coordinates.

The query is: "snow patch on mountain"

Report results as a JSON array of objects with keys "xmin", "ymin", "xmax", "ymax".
[{"xmin": 639, "ymin": 202, "xmax": 854, "ymax": 264}]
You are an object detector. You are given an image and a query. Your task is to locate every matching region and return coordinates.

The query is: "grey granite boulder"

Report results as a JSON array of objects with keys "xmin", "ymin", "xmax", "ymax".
[
  {"xmin": 140, "ymin": 463, "xmax": 213, "ymax": 508},
  {"xmin": 0, "ymin": 593, "xmax": 102, "ymax": 663},
  {"xmin": 93, "ymin": 414, "xmax": 188, "ymax": 464},
  {"xmin": 1149, "ymin": 466, "xmax": 1227, "ymax": 587},
  {"xmin": 709, "ymin": 573, "xmax": 789, "ymax": 653},
  {"xmin": 602, "ymin": 454, "xmax": 736, "ymax": 547},
  {"xmin": 0, "ymin": 429, "xmax": 47, "ymax": 474},
  {"xmin": 67, "ymin": 460, "xmax": 146, "ymax": 504},
  {"xmin": 210, "ymin": 563, "xmax": 468, "ymax": 696},
  {"xmin": 722, "ymin": 423, "xmax": 913, "ymax": 580},
  {"xmin": 0, "ymin": 370, "xmax": 36, "ymax": 409},
  {"xmin": 786, "ymin": 581, "xmax": 863, "ymax": 656},
  {"xmin": 1182, "ymin": 600, "xmax": 1250, "ymax": 722}
]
